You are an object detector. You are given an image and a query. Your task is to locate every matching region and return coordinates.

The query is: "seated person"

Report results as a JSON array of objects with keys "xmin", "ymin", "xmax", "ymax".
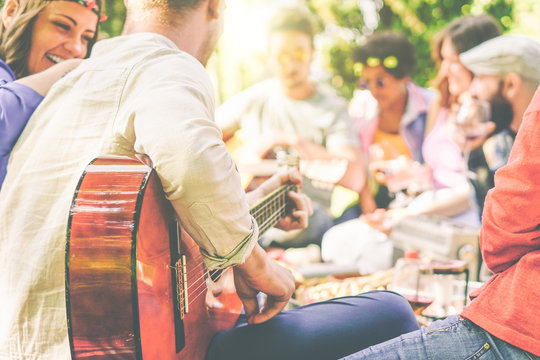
[
  {"xmin": 368, "ymin": 15, "xmax": 501, "ymax": 225},
  {"xmin": 216, "ymin": 5, "xmax": 366, "ymax": 249},
  {"xmin": 454, "ymin": 34, "xmax": 540, "ymax": 214},
  {"xmin": 349, "ymin": 31, "xmax": 434, "ymax": 212}
]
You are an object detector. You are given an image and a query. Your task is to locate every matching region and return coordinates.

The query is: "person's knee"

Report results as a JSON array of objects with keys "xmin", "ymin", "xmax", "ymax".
[
  {"xmin": 378, "ymin": 291, "xmax": 419, "ymax": 332},
  {"xmin": 354, "ymin": 290, "xmax": 419, "ymax": 333}
]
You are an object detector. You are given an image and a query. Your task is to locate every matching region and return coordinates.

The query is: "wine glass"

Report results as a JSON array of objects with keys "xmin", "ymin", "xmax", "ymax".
[
  {"xmin": 454, "ymin": 97, "xmax": 491, "ymax": 176},
  {"xmin": 455, "ymin": 97, "xmax": 491, "ymax": 141},
  {"xmin": 388, "ymin": 253, "xmax": 434, "ymax": 315}
]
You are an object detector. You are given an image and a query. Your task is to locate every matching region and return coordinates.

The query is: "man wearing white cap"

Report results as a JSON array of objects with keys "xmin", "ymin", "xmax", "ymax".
[
  {"xmin": 456, "ymin": 34, "xmax": 540, "ymax": 213},
  {"xmin": 459, "ymin": 34, "xmax": 540, "ymax": 168}
]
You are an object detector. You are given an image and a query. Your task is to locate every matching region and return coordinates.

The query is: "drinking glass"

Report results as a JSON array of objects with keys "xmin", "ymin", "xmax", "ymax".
[
  {"xmin": 455, "ymin": 97, "xmax": 491, "ymax": 141},
  {"xmin": 388, "ymin": 254, "xmax": 434, "ymax": 315},
  {"xmin": 454, "ymin": 97, "xmax": 491, "ymax": 178}
]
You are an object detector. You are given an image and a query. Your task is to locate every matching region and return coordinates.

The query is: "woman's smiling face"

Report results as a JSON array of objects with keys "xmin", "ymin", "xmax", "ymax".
[
  {"xmin": 27, "ymin": 0, "xmax": 97, "ymax": 74},
  {"xmin": 440, "ymin": 36, "xmax": 473, "ymax": 98}
]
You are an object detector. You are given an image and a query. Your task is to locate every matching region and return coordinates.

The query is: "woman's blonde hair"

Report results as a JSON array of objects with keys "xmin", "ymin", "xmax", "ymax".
[{"xmin": 0, "ymin": 0, "xmax": 102, "ymax": 78}]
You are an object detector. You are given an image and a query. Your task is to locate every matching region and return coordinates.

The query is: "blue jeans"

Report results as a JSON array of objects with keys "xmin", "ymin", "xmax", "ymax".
[
  {"xmin": 206, "ymin": 291, "xmax": 419, "ymax": 360},
  {"xmin": 341, "ymin": 315, "xmax": 540, "ymax": 360}
]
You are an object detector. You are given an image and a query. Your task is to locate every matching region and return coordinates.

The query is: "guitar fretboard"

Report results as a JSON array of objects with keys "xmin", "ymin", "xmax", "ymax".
[{"xmin": 249, "ymin": 183, "xmax": 297, "ymax": 235}]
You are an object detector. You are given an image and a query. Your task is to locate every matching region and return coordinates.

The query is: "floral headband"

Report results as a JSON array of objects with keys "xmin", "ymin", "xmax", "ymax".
[
  {"xmin": 67, "ymin": 0, "xmax": 108, "ymax": 22},
  {"xmin": 353, "ymin": 55, "xmax": 399, "ymax": 76}
]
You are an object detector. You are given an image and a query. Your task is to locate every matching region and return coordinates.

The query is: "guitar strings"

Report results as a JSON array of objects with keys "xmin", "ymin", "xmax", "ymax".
[
  {"xmin": 170, "ymin": 206, "xmax": 288, "ymax": 311},
  {"xmin": 184, "ymin": 209, "xmax": 288, "ymax": 307},
  {"xmin": 174, "ymin": 204, "xmax": 288, "ymax": 303},
  {"xmin": 178, "ymin": 209, "xmax": 288, "ymax": 308},
  {"xmin": 169, "ymin": 185, "xmax": 293, "ymax": 307},
  {"xmin": 177, "ymin": 208, "xmax": 287, "ymax": 307},
  {"xmin": 178, "ymin": 185, "xmax": 291, "ymax": 281},
  {"xmin": 178, "ymin": 186, "xmax": 289, "ymax": 267},
  {"xmin": 181, "ymin": 203, "xmax": 287, "ymax": 289}
]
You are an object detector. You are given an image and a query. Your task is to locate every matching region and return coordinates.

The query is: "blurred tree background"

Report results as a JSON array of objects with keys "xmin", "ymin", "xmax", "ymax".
[
  {"xmin": 99, "ymin": 0, "xmax": 126, "ymax": 38},
  {"xmin": 96, "ymin": 0, "xmax": 539, "ymax": 101},
  {"xmin": 307, "ymin": 0, "xmax": 514, "ymax": 98}
]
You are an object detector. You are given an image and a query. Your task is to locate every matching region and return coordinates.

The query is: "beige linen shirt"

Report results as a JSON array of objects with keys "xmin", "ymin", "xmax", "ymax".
[{"xmin": 0, "ymin": 33, "xmax": 258, "ymax": 359}]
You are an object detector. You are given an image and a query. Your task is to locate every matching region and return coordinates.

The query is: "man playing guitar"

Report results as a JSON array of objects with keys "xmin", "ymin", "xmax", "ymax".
[{"xmin": 0, "ymin": 1, "xmax": 418, "ymax": 359}]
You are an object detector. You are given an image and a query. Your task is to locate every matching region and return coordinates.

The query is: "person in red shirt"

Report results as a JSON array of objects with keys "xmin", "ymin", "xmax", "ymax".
[{"xmin": 340, "ymin": 86, "xmax": 540, "ymax": 359}]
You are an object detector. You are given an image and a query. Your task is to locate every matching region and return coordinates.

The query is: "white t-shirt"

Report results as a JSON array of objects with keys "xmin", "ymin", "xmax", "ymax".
[
  {"xmin": 217, "ymin": 78, "xmax": 358, "ymax": 208},
  {"xmin": 217, "ymin": 78, "xmax": 357, "ymax": 151}
]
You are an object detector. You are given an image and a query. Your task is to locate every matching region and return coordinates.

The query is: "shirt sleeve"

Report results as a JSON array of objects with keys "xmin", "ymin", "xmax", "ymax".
[
  {"xmin": 480, "ymin": 86, "xmax": 540, "ymax": 274},
  {"xmin": 126, "ymin": 56, "xmax": 259, "ymax": 270},
  {"xmin": 0, "ymin": 82, "xmax": 44, "ymax": 156}
]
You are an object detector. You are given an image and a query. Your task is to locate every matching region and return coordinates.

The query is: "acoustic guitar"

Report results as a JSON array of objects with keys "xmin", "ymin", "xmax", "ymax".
[{"xmin": 66, "ymin": 155, "xmax": 296, "ymax": 359}]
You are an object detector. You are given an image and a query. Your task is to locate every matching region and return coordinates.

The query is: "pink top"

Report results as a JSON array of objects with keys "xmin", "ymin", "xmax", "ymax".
[
  {"xmin": 422, "ymin": 108, "xmax": 467, "ymax": 189},
  {"xmin": 461, "ymin": 86, "xmax": 540, "ymax": 357}
]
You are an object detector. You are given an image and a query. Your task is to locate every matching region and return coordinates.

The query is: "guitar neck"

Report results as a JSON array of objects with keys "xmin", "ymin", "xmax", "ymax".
[{"xmin": 249, "ymin": 183, "xmax": 297, "ymax": 235}]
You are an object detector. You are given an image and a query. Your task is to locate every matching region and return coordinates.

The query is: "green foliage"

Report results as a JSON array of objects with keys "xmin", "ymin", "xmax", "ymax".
[
  {"xmin": 307, "ymin": 0, "xmax": 514, "ymax": 99},
  {"xmin": 62, "ymin": 0, "xmax": 527, "ymax": 101},
  {"xmin": 99, "ymin": 0, "xmax": 126, "ymax": 39}
]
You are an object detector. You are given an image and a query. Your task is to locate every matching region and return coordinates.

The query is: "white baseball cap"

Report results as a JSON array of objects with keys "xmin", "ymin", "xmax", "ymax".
[{"xmin": 460, "ymin": 34, "xmax": 540, "ymax": 83}]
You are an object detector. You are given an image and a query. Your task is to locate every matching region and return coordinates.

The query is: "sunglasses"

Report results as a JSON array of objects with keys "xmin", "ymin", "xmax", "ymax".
[
  {"xmin": 276, "ymin": 49, "xmax": 310, "ymax": 65},
  {"xmin": 358, "ymin": 77, "xmax": 388, "ymax": 90}
]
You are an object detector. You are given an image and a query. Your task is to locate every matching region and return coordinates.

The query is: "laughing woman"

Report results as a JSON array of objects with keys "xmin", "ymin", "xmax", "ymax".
[{"xmin": 0, "ymin": 0, "xmax": 104, "ymax": 189}]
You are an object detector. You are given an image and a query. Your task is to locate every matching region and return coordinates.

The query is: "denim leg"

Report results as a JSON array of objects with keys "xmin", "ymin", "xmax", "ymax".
[
  {"xmin": 341, "ymin": 315, "xmax": 537, "ymax": 360},
  {"xmin": 486, "ymin": 332, "xmax": 540, "ymax": 360}
]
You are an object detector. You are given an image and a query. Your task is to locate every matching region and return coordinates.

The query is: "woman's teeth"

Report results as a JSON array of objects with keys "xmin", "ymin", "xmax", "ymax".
[{"xmin": 45, "ymin": 54, "xmax": 66, "ymax": 64}]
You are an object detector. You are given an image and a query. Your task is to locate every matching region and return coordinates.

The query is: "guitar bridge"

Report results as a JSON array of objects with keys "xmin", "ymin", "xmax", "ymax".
[{"xmin": 171, "ymin": 255, "xmax": 188, "ymax": 318}]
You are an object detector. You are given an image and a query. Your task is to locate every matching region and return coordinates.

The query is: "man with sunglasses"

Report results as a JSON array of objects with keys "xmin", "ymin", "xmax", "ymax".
[{"xmin": 217, "ymin": 5, "xmax": 367, "ymax": 250}]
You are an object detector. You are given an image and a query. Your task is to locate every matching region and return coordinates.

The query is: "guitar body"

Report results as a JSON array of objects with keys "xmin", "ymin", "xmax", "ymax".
[{"xmin": 66, "ymin": 156, "xmax": 242, "ymax": 360}]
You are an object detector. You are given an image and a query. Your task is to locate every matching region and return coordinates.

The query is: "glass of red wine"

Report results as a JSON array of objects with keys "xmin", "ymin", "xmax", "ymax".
[{"xmin": 388, "ymin": 252, "xmax": 434, "ymax": 315}]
